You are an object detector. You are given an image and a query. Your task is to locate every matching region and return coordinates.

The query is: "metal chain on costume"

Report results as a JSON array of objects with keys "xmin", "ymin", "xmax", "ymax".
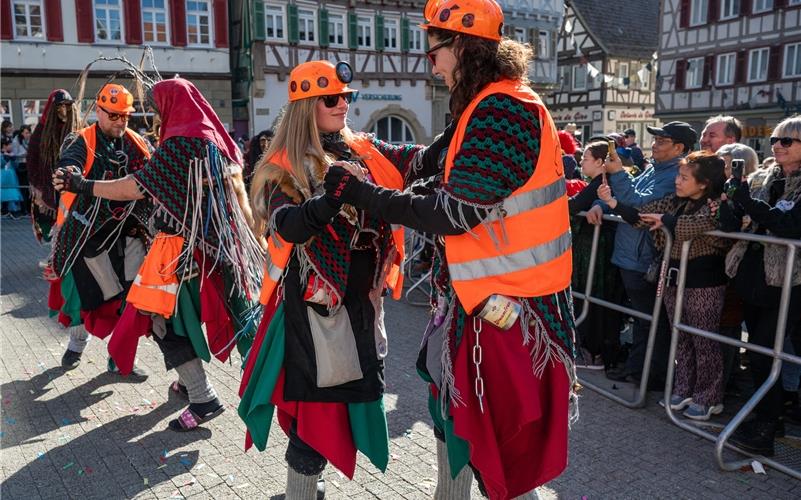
[{"xmin": 472, "ymin": 316, "xmax": 485, "ymax": 414}]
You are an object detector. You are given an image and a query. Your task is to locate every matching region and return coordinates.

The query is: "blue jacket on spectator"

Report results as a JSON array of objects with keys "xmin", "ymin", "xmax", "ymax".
[{"xmin": 596, "ymin": 155, "xmax": 682, "ymax": 272}]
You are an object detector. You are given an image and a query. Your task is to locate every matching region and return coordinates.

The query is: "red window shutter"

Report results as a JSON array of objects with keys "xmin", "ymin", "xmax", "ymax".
[
  {"xmin": 44, "ymin": 0, "xmax": 64, "ymax": 41},
  {"xmin": 123, "ymin": 0, "xmax": 143, "ymax": 45},
  {"xmin": 775, "ymin": 0, "xmax": 787, "ymax": 8},
  {"xmin": 735, "ymin": 50, "xmax": 747, "ymax": 83},
  {"xmin": 1, "ymin": 0, "xmax": 12, "ymax": 40},
  {"xmin": 213, "ymin": 0, "xmax": 228, "ymax": 48},
  {"xmin": 170, "ymin": 0, "xmax": 187, "ymax": 46},
  {"xmin": 768, "ymin": 45, "xmax": 782, "ymax": 80},
  {"xmin": 740, "ymin": 0, "xmax": 752, "ymax": 15},
  {"xmin": 675, "ymin": 59, "xmax": 687, "ymax": 90},
  {"xmin": 708, "ymin": 0, "xmax": 720, "ymax": 21},
  {"xmin": 75, "ymin": 0, "xmax": 94, "ymax": 43},
  {"xmin": 680, "ymin": 0, "xmax": 690, "ymax": 28}
]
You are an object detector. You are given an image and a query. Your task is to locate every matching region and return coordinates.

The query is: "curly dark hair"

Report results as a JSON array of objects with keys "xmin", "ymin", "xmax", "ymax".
[{"xmin": 427, "ymin": 27, "xmax": 533, "ymax": 120}]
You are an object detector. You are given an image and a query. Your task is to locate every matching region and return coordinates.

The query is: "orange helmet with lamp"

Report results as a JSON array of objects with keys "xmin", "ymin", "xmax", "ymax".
[
  {"xmin": 420, "ymin": 0, "xmax": 504, "ymax": 42},
  {"xmin": 96, "ymin": 83, "xmax": 135, "ymax": 114},
  {"xmin": 288, "ymin": 60, "xmax": 357, "ymax": 102}
]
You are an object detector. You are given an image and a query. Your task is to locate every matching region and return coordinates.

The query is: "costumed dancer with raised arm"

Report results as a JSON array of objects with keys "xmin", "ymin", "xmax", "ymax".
[
  {"xmin": 322, "ymin": 1, "xmax": 577, "ymax": 498},
  {"xmin": 55, "ymin": 77, "xmax": 263, "ymax": 431}
]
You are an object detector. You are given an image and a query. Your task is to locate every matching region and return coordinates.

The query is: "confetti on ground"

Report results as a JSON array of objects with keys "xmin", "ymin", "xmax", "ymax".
[
  {"xmin": 36, "ymin": 452, "xmax": 45, "ymax": 460},
  {"xmin": 234, "ymin": 483, "xmax": 250, "ymax": 489},
  {"xmin": 403, "ymin": 429, "xmax": 412, "ymax": 437},
  {"xmin": 195, "ymin": 464, "xmax": 206, "ymax": 470},
  {"xmin": 169, "ymin": 489, "xmax": 183, "ymax": 499},
  {"xmin": 144, "ymin": 477, "xmax": 149, "ymax": 486},
  {"xmin": 157, "ymin": 464, "xmax": 167, "ymax": 470},
  {"xmin": 5, "ymin": 418, "xmax": 16, "ymax": 425},
  {"xmin": 226, "ymin": 474, "xmax": 235, "ymax": 484},
  {"xmin": 61, "ymin": 418, "xmax": 71, "ymax": 425},
  {"xmin": 63, "ymin": 462, "xmax": 74, "ymax": 470},
  {"xmin": 3, "ymin": 398, "xmax": 11, "ymax": 404},
  {"xmin": 751, "ymin": 460, "xmax": 766, "ymax": 474}
]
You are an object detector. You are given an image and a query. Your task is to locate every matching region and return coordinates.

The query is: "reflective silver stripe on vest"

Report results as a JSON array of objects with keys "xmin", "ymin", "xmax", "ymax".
[
  {"xmin": 449, "ymin": 230, "xmax": 571, "ymax": 281},
  {"xmin": 486, "ymin": 177, "xmax": 566, "ymax": 222},
  {"xmin": 265, "ymin": 251, "xmax": 285, "ymax": 282}
]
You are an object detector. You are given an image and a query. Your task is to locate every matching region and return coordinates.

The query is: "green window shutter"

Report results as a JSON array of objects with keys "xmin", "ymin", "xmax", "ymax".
[
  {"xmin": 319, "ymin": 9, "xmax": 329, "ymax": 47},
  {"xmin": 375, "ymin": 15, "xmax": 384, "ymax": 51},
  {"xmin": 253, "ymin": 0, "xmax": 265, "ymax": 41},
  {"xmin": 288, "ymin": 4, "xmax": 299, "ymax": 44},
  {"xmin": 400, "ymin": 17, "xmax": 409, "ymax": 52},
  {"xmin": 348, "ymin": 11, "xmax": 357, "ymax": 49}
]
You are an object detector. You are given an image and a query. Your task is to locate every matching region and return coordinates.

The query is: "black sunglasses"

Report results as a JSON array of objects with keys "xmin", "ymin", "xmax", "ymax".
[
  {"xmin": 426, "ymin": 37, "xmax": 455, "ymax": 66},
  {"xmin": 319, "ymin": 93, "xmax": 353, "ymax": 108},
  {"xmin": 770, "ymin": 136, "xmax": 801, "ymax": 147},
  {"xmin": 98, "ymin": 106, "xmax": 130, "ymax": 122}
]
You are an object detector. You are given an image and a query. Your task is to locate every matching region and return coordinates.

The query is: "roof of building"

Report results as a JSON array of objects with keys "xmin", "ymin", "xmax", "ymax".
[{"xmin": 569, "ymin": 0, "xmax": 659, "ymax": 60}]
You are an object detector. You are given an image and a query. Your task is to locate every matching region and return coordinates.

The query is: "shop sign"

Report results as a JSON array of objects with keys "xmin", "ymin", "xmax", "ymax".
[
  {"xmin": 742, "ymin": 125, "xmax": 773, "ymax": 138},
  {"xmin": 359, "ymin": 94, "xmax": 402, "ymax": 101},
  {"xmin": 619, "ymin": 110, "xmax": 655, "ymax": 120}
]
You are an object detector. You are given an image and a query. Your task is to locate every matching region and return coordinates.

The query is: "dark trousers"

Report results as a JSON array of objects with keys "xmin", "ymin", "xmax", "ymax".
[
  {"xmin": 286, "ymin": 422, "xmax": 327, "ymax": 475},
  {"xmin": 620, "ymin": 268, "xmax": 671, "ymax": 383}
]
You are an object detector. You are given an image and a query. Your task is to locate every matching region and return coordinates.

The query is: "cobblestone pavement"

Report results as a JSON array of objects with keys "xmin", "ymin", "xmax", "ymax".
[{"xmin": 1, "ymin": 217, "xmax": 799, "ymax": 499}]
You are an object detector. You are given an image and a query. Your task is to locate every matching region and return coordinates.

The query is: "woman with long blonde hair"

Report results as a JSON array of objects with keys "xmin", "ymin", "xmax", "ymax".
[{"xmin": 238, "ymin": 60, "xmax": 452, "ymax": 499}]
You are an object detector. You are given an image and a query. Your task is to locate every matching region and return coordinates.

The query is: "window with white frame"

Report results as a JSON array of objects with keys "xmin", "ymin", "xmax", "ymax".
[
  {"xmin": 784, "ymin": 43, "xmax": 801, "ymax": 78},
  {"xmin": 690, "ymin": 0, "xmax": 708, "ymax": 26},
  {"xmin": 384, "ymin": 18, "xmax": 399, "ymax": 51},
  {"xmin": 560, "ymin": 66, "xmax": 571, "ymax": 90},
  {"xmin": 409, "ymin": 22, "xmax": 424, "ymax": 52},
  {"xmin": 265, "ymin": 3, "xmax": 285, "ymax": 40},
  {"xmin": 513, "ymin": 28, "xmax": 526, "ymax": 43},
  {"xmin": 328, "ymin": 11, "xmax": 345, "ymax": 46},
  {"xmin": 720, "ymin": 0, "xmax": 740, "ymax": 19},
  {"xmin": 748, "ymin": 48, "xmax": 769, "ymax": 82},
  {"xmin": 142, "ymin": 0, "xmax": 168, "ymax": 44},
  {"xmin": 0, "ymin": 100, "xmax": 12, "ymax": 123},
  {"xmin": 12, "ymin": 0, "xmax": 44, "ymax": 39},
  {"xmin": 572, "ymin": 65, "xmax": 587, "ymax": 91},
  {"xmin": 685, "ymin": 57, "xmax": 704, "ymax": 88},
  {"xmin": 538, "ymin": 31, "xmax": 550, "ymax": 59},
  {"xmin": 95, "ymin": 0, "xmax": 123, "ymax": 42},
  {"xmin": 639, "ymin": 67, "xmax": 651, "ymax": 90},
  {"xmin": 22, "ymin": 99, "xmax": 43, "ymax": 127},
  {"xmin": 357, "ymin": 16, "xmax": 372, "ymax": 49},
  {"xmin": 618, "ymin": 62, "xmax": 630, "ymax": 87},
  {"xmin": 789, "ymin": 0, "xmax": 801, "ymax": 5},
  {"xmin": 716, "ymin": 52, "xmax": 736, "ymax": 85},
  {"xmin": 298, "ymin": 8, "xmax": 315, "ymax": 43},
  {"xmin": 186, "ymin": 0, "xmax": 212, "ymax": 46},
  {"xmin": 753, "ymin": 0, "xmax": 773, "ymax": 12},
  {"xmin": 371, "ymin": 116, "xmax": 415, "ymax": 144}
]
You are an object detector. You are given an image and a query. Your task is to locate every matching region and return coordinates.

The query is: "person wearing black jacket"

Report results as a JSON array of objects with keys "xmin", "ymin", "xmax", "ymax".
[{"xmin": 719, "ymin": 116, "xmax": 801, "ymax": 456}]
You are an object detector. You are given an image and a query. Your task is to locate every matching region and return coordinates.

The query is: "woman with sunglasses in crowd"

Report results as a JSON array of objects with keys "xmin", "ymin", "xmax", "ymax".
[
  {"xmin": 237, "ymin": 60, "xmax": 453, "ymax": 499},
  {"xmin": 720, "ymin": 115, "xmax": 801, "ymax": 457},
  {"xmin": 323, "ymin": 1, "xmax": 576, "ymax": 498}
]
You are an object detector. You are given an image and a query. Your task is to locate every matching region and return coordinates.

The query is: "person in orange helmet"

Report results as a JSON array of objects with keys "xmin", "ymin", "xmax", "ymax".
[
  {"xmin": 323, "ymin": 1, "xmax": 577, "ymax": 498},
  {"xmin": 48, "ymin": 83, "xmax": 152, "ymax": 378},
  {"xmin": 237, "ymin": 59, "xmax": 454, "ymax": 499}
]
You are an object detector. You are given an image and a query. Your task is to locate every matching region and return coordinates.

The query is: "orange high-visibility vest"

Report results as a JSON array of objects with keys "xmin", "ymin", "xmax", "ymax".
[
  {"xmin": 443, "ymin": 79, "xmax": 572, "ymax": 314},
  {"xmin": 258, "ymin": 137, "xmax": 406, "ymax": 305},
  {"xmin": 56, "ymin": 124, "xmax": 151, "ymax": 226},
  {"xmin": 126, "ymin": 232, "xmax": 184, "ymax": 318}
]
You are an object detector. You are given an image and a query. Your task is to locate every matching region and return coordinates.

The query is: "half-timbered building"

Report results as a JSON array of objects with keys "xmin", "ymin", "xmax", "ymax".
[
  {"xmin": 547, "ymin": 0, "xmax": 659, "ymax": 147},
  {"xmin": 657, "ymin": 0, "xmax": 801, "ymax": 157},
  {"xmin": 1, "ymin": 0, "xmax": 233, "ymax": 130}
]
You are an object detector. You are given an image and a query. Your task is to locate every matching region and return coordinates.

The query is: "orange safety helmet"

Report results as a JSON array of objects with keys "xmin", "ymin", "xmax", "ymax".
[
  {"xmin": 96, "ymin": 83, "xmax": 136, "ymax": 114},
  {"xmin": 288, "ymin": 60, "xmax": 357, "ymax": 102},
  {"xmin": 421, "ymin": 0, "xmax": 504, "ymax": 42}
]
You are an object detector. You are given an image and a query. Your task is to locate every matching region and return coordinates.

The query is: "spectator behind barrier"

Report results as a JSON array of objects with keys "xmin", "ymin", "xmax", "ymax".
[
  {"xmin": 590, "ymin": 121, "xmax": 697, "ymax": 387},
  {"xmin": 558, "ymin": 130, "xmax": 581, "ymax": 180},
  {"xmin": 716, "ymin": 143, "xmax": 758, "ymax": 179},
  {"xmin": 700, "ymin": 115, "xmax": 742, "ymax": 153},
  {"xmin": 600, "ymin": 151, "xmax": 730, "ymax": 420},
  {"xmin": 623, "ymin": 128, "xmax": 646, "ymax": 170},
  {"xmin": 719, "ymin": 115, "xmax": 801, "ymax": 457}
]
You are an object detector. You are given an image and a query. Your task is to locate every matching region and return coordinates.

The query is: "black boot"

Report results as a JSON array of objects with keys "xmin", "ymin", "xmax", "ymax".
[
  {"xmin": 783, "ymin": 390, "xmax": 801, "ymax": 425},
  {"xmin": 730, "ymin": 419, "xmax": 777, "ymax": 457},
  {"xmin": 61, "ymin": 349, "xmax": 82, "ymax": 369}
]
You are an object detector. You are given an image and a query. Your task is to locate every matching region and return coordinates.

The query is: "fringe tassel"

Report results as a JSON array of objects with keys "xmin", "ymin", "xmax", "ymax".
[{"xmin": 438, "ymin": 298, "xmax": 464, "ymax": 417}]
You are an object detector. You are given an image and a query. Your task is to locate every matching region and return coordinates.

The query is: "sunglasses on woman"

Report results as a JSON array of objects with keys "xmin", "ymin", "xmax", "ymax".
[
  {"xmin": 426, "ymin": 37, "xmax": 455, "ymax": 66},
  {"xmin": 769, "ymin": 136, "xmax": 801, "ymax": 147},
  {"xmin": 319, "ymin": 93, "xmax": 354, "ymax": 108},
  {"xmin": 99, "ymin": 106, "xmax": 130, "ymax": 122}
]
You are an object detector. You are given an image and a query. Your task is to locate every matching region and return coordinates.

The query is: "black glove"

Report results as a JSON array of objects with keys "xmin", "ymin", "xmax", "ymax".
[
  {"xmin": 55, "ymin": 166, "xmax": 94, "ymax": 195},
  {"xmin": 729, "ymin": 178, "xmax": 752, "ymax": 207},
  {"xmin": 323, "ymin": 166, "xmax": 365, "ymax": 205}
]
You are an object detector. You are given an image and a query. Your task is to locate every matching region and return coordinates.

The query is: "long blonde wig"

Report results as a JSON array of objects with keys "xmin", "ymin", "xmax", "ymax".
[{"xmin": 249, "ymin": 96, "xmax": 355, "ymax": 241}]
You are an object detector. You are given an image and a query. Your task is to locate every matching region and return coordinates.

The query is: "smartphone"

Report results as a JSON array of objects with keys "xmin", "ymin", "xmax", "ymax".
[
  {"xmin": 607, "ymin": 140, "xmax": 619, "ymax": 162},
  {"xmin": 731, "ymin": 159, "xmax": 745, "ymax": 181}
]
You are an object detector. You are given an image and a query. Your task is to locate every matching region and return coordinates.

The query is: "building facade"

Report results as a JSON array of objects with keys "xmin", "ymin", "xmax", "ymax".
[
  {"xmin": 547, "ymin": 0, "xmax": 659, "ymax": 147},
  {"xmin": 656, "ymin": 0, "xmax": 801, "ymax": 157},
  {"xmin": 0, "ymin": 0, "xmax": 233, "ymax": 131}
]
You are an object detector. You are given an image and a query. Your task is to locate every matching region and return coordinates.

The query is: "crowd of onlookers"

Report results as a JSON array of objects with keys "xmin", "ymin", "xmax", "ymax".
[
  {"xmin": 564, "ymin": 114, "xmax": 801, "ymax": 458},
  {"xmin": 0, "ymin": 119, "xmax": 32, "ymax": 218}
]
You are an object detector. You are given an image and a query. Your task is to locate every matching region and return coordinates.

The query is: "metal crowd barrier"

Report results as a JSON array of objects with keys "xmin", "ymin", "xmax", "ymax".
[
  {"xmin": 572, "ymin": 212, "xmax": 673, "ymax": 408},
  {"xmin": 403, "ymin": 230, "xmax": 434, "ymax": 307},
  {"xmin": 664, "ymin": 230, "xmax": 801, "ymax": 480}
]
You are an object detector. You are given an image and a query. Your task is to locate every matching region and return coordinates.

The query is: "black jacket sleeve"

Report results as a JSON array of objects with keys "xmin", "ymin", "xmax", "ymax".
[
  {"xmin": 568, "ymin": 176, "xmax": 603, "ymax": 214},
  {"xmin": 717, "ymin": 201, "xmax": 744, "ymax": 232},
  {"xmin": 405, "ymin": 122, "xmax": 456, "ymax": 183},
  {"xmin": 611, "ymin": 201, "xmax": 641, "ymax": 226},
  {"xmin": 273, "ymin": 195, "xmax": 343, "ymax": 243},
  {"xmin": 350, "ymin": 183, "xmax": 484, "ymax": 236},
  {"xmin": 57, "ymin": 133, "xmax": 87, "ymax": 170},
  {"xmin": 740, "ymin": 196, "xmax": 801, "ymax": 239}
]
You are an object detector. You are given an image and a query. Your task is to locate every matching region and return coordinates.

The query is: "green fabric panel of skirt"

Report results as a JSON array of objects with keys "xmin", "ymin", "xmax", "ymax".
[
  {"xmin": 348, "ymin": 398, "xmax": 389, "ymax": 472},
  {"xmin": 59, "ymin": 271, "xmax": 82, "ymax": 326},
  {"xmin": 238, "ymin": 303, "xmax": 286, "ymax": 451},
  {"xmin": 427, "ymin": 390, "xmax": 470, "ymax": 479},
  {"xmin": 170, "ymin": 278, "xmax": 211, "ymax": 362}
]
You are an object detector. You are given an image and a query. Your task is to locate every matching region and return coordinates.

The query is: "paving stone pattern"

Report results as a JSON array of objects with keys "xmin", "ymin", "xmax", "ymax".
[{"xmin": 1, "ymin": 218, "xmax": 799, "ymax": 499}]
